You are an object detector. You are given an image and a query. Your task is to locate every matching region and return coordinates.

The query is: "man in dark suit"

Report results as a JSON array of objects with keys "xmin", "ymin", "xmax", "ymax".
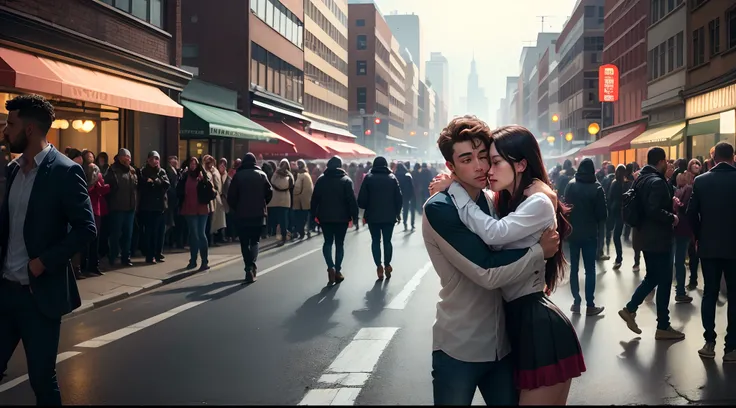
[
  {"xmin": 0, "ymin": 94, "xmax": 96, "ymax": 405},
  {"xmin": 687, "ymin": 141, "xmax": 736, "ymax": 362}
]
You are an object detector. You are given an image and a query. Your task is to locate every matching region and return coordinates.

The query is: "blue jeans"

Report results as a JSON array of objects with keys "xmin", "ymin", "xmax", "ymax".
[
  {"xmin": 626, "ymin": 250, "xmax": 673, "ymax": 330},
  {"xmin": 368, "ymin": 222, "xmax": 395, "ymax": 266},
  {"xmin": 185, "ymin": 214, "xmax": 209, "ymax": 265},
  {"xmin": 569, "ymin": 238, "xmax": 598, "ymax": 307},
  {"xmin": 321, "ymin": 222, "xmax": 348, "ymax": 271},
  {"xmin": 432, "ymin": 350, "xmax": 517, "ymax": 405},
  {"xmin": 673, "ymin": 236, "xmax": 690, "ymax": 296},
  {"xmin": 701, "ymin": 259, "xmax": 736, "ymax": 347},
  {"xmin": 268, "ymin": 207, "xmax": 289, "ymax": 239},
  {"xmin": 108, "ymin": 210, "xmax": 135, "ymax": 263},
  {"xmin": 402, "ymin": 200, "xmax": 416, "ymax": 228}
]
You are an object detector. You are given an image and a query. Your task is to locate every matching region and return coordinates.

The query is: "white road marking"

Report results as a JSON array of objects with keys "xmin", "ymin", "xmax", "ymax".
[
  {"xmin": 299, "ymin": 327, "xmax": 399, "ymax": 406},
  {"xmin": 0, "ymin": 352, "xmax": 81, "ymax": 393},
  {"xmin": 385, "ymin": 262, "xmax": 432, "ymax": 309},
  {"xmin": 257, "ymin": 247, "xmax": 321, "ymax": 276}
]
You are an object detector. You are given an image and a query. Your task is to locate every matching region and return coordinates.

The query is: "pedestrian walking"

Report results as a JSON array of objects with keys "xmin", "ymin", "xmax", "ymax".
[
  {"xmin": 268, "ymin": 158, "xmax": 294, "ymax": 246},
  {"xmin": 395, "ymin": 162, "xmax": 416, "ymax": 231},
  {"xmin": 104, "ymin": 148, "xmax": 138, "ymax": 267},
  {"xmin": 311, "ymin": 156, "xmax": 359, "ymax": 285},
  {"xmin": 563, "ymin": 158, "xmax": 607, "ymax": 316},
  {"xmin": 138, "ymin": 151, "xmax": 170, "ymax": 264},
  {"xmin": 618, "ymin": 147, "xmax": 684, "ymax": 340},
  {"xmin": 686, "ymin": 158, "xmax": 702, "ymax": 290},
  {"xmin": 203, "ymin": 155, "xmax": 225, "ymax": 247},
  {"xmin": 671, "ymin": 172, "xmax": 695, "ymax": 305},
  {"xmin": 358, "ymin": 156, "xmax": 403, "ymax": 280},
  {"xmin": 227, "ymin": 153, "xmax": 272, "ymax": 283},
  {"xmin": 687, "ymin": 141, "xmax": 736, "ymax": 361},
  {"xmin": 177, "ymin": 157, "xmax": 215, "ymax": 271},
  {"xmin": 601, "ymin": 163, "xmax": 615, "ymax": 259},
  {"xmin": 292, "ymin": 159, "xmax": 313, "ymax": 239},
  {"xmin": 0, "ymin": 94, "xmax": 96, "ymax": 405},
  {"xmin": 607, "ymin": 164, "xmax": 630, "ymax": 269}
]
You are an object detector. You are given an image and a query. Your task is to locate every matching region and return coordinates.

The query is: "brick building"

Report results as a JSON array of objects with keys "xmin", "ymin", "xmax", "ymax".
[
  {"xmin": 683, "ymin": 0, "xmax": 736, "ymax": 161},
  {"xmin": 580, "ymin": 0, "xmax": 648, "ymax": 165},
  {"xmin": 0, "ymin": 0, "xmax": 191, "ymax": 165}
]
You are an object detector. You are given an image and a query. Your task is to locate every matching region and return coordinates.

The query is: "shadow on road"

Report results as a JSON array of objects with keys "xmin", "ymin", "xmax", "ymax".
[
  {"xmin": 282, "ymin": 284, "xmax": 341, "ymax": 343},
  {"xmin": 351, "ymin": 280, "xmax": 389, "ymax": 322},
  {"xmin": 151, "ymin": 279, "xmax": 247, "ymax": 302}
]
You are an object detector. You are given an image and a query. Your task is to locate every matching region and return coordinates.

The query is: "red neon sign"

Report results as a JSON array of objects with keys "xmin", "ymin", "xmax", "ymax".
[{"xmin": 599, "ymin": 64, "xmax": 619, "ymax": 102}]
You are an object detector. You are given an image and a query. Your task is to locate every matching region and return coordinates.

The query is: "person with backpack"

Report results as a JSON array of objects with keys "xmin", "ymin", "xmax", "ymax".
[{"xmin": 618, "ymin": 147, "xmax": 684, "ymax": 341}]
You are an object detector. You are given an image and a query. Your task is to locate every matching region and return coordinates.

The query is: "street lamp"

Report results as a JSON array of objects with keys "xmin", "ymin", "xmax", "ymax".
[
  {"xmin": 423, "ymin": 131, "xmax": 429, "ymax": 136},
  {"xmin": 546, "ymin": 135, "xmax": 556, "ymax": 144},
  {"xmin": 410, "ymin": 131, "xmax": 416, "ymax": 136},
  {"xmin": 588, "ymin": 122, "xmax": 600, "ymax": 136},
  {"xmin": 565, "ymin": 132, "xmax": 573, "ymax": 142},
  {"xmin": 551, "ymin": 114, "xmax": 560, "ymax": 123}
]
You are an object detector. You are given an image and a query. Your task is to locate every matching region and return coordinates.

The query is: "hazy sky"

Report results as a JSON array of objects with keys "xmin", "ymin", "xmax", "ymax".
[{"xmin": 373, "ymin": 0, "xmax": 578, "ymax": 126}]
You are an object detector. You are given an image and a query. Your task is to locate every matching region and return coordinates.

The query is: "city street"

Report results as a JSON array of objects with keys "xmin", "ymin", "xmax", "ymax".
[{"xmin": 1, "ymin": 222, "xmax": 735, "ymax": 405}]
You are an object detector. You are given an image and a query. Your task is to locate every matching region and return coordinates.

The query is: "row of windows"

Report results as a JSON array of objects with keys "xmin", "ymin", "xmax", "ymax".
[
  {"xmin": 99, "ymin": 0, "xmax": 163, "ymax": 28},
  {"xmin": 375, "ymin": 38, "xmax": 390, "ymax": 67},
  {"xmin": 648, "ymin": 31, "xmax": 684, "ymax": 81},
  {"xmin": 692, "ymin": 11, "xmax": 736, "ymax": 67},
  {"xmin": 604, "ymin": 0, "xmax": 647, "ymax": 57},
  {"xmin": 318, "ymin": 0, "xmax": 347, "ymax": 28},
  {"xmin": 557, "ymin": 37, "xmax": 583, "ymax": 73},
  {"xmin": 304, "ymin": 94, "xmax": 348, "ymax": 124},
  {"xmin": 650, "ymin": 0, "xmax": 684, "ymax": 25},
  {"xmin": 250, "ymin": 42, "xmax": 304, "ymax": 105},
  {"xmin": 304, "ymin": 62, "xmax": 348, "ymax": 99},
  {"xmin": 304, "ymin": 30, "xmax": 348, "ymax": 74},
  {"xmin": 250, "ymin": 0, "xmax": 304, "ymax": 49},
  {"xmin": 584, "ymin": 36, "xmax": 604, "ymax": 51},
  {"xmin": 305, "ymin": 0, "xmax": 347, "ymax": 50},
  {"xmin": 583, "ymin": 5, "xmax": 605, "ymax": 18}
]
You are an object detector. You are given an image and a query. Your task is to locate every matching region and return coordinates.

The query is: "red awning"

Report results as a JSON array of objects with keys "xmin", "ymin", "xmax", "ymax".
[
  {"xmin": 351, "ymin": 143, "xmax": 376, "ymax": 158},
  {"xmin": 579, "ymin": 124, "xmax": 646, "ymax": 156},
  {"xmin": 255, "ymin": 120, "xmax": 332, "ymax": 160},
  {"xmin": 247, "ymin": 132, "xmax": 296, "ymax": 159},
  {"xmin": 0, "ymin": 47, "xmax": 183, "ymax": 117}
]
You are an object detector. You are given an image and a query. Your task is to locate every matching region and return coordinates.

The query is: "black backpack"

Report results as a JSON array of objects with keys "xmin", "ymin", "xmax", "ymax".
[{"xmin": 622, "ymin": 177, "xmax": 644, "ymax": 227}]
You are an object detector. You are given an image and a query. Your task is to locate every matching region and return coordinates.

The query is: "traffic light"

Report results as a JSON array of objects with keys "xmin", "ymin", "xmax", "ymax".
[
  {"xmin": 374, "ymin": 117, "xmax": 381, "ymax": 125},
  {"xmin": 364, "ymin": 129, "xmax": 372, "ymax": 136}
]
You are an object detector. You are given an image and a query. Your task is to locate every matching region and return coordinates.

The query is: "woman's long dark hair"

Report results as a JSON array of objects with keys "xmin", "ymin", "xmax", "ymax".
[
  {"xmin": 490, "ymin": 125, "xmax": 572, "ymax": 294},
  {"xmin": 614, "ymin": 164, "xmax": 627, "ymax": 184}
]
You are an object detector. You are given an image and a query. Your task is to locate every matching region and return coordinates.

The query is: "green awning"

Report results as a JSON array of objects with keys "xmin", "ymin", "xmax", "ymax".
[
  {"xmin": 180, "ymin": 100, "xmax": 276, "ymax": 142},
  {"xmin": 687, "ymin": 114, "xmax": 720, "ymax": 137}
]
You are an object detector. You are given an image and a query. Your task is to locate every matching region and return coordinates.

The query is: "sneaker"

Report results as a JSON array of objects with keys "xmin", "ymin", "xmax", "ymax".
[
  {"xmin": 186, "ymin": 261, "xmax": 197, "ymax": 270},
  {"xmin": 570, "ymin": 304, "xmax": 581, "ymax": 314},
  {"xmin": 612, "ymin": 262, "xmax": 622, "ymax": 270},
  {"xmin": 586, "ymin": 306, "xmax": 605, "ymax": 316},
  {"xmin": 655, "ymin": 326, "xmax": 685, "ymax": 340},
  {"xmin": 724, "ymin": 349, "xmax": 736, "ymax": 363},
  {"xmin": 675, "ymin": 294, "xmax": 693, "ymax": 304},
  {"xmin": 618, "ymin": 308, "xmax": 642, "ymax": 334},
  {"xmin": 599, "ymin": 255, "xmax": 611, "ymax": 261},
  {"xmin": 632, "ymin": 264, "xmax": 640, "ymax": 273},
  {"xmin": 698, "ymin": 342, "xmax": 716, "ymax": 359},
  {"xmin": 686, "ymin": 282, "xmax": 698, "ymax": 291}
]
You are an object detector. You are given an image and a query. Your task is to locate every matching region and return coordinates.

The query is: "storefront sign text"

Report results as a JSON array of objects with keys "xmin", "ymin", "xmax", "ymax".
[{"xmin": 599, "ymin": 64, "xmax": 619, "ymax": 102}]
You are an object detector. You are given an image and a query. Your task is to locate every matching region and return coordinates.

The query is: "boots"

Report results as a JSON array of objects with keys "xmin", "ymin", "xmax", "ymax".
[
  {"xmin": 335, "ymin": 270, "xmax": 345, "ymax": 284},
  {"xmin": 385, "ymin": 265, "xmax": 393, "ymax": 279},
  {"xmin": 327, "ymin": 267, "xmax": 336, "ymax": 285},
  {"xmin": 377, "ymin": 265, "xmax": 385, "ymax": 280}
]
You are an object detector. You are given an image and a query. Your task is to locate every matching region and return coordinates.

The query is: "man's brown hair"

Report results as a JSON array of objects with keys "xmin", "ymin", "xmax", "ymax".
[{"xmin": 437, "ymin": 115, "xmax": 492, "ymax": 163}]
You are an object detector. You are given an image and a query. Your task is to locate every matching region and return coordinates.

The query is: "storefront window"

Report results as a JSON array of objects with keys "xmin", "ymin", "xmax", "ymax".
[{"xmin": 133, "ymin": 111, "xmax": 164, "ymax": 167}]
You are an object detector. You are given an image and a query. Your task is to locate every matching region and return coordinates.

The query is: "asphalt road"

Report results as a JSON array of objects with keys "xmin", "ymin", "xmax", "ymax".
[{"xmin": 1, "ymin": 221, "xmax": 735, "ymax": 405}]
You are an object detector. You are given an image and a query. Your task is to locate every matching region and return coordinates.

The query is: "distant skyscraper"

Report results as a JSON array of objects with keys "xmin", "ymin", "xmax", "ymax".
[
  {"xmin": 465, "ymin": 55, "xmax": 489, "ymax": 120},
  {"xmin": 385, "ymin": 13, "xmax": 425, "ymax": 78},
  {"xmin": 426, "ymin": 52, "xmax": 449, "ymax": 128}
]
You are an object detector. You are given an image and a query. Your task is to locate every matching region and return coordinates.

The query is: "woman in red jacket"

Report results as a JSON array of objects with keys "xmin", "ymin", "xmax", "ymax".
[{"xmin": 84, "ymin": 150, "xmax": 111, "ymax": 276}]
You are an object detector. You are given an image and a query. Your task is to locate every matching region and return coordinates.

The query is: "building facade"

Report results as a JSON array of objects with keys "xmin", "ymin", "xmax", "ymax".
[
  {"xmin": 684, "ymin": 0, "xmax": 736, "ymax": 161},
  {"xmin": 303, "ymin": 0, "xmax": 349, "ymax": 128},
  {"xmin": 555, "ymin": 0, "xmax": 605, "ymax": 148},
  {"xmin": 0, "ymin": 0, "xmax": 191, "ymax": 166},
  {"xmin": 466, "ymin": 57, "xmax": 489, "ymax": 121},
  {"xmin": 426, "ymin": 52, "xmax": 449, "ymax": 130},
  {"xmin": 385, "ymin": 13, "xmax": 425, "ymax": 78}
]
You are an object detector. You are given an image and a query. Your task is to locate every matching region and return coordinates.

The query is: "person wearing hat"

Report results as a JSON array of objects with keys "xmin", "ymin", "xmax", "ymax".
[
  {"xmin": 227, "ymin": 152, "xmax": 273, "ymax": 283},
  {"xmin": 310, "ymin": 156, "xmax": 359, "ymax": 285},
  {"xmin": 138, "ymin": 151, "xmax": 170, "ymax": 264},
  {"xmin": 104, "ymin": 148, "xmax": 139, "ymax": 266}
]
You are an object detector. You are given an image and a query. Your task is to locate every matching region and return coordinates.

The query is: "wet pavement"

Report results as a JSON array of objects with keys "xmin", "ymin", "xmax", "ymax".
[{"xmin": 1, "ymin": 222, "xmax": 734, "ymax": 405}]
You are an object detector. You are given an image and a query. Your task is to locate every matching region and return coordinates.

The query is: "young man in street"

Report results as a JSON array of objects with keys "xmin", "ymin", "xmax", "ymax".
[
  {"xmin": 0, "ymin": 94, "xmax": 96, "ymax": 405},
  {"xmin": 687, "ymin": 141, "xmax": 736, "ymax": 361},
  {"xmin": 618, "ymin": 147, "xmax": 684, "ymax": 340},
  {"xmin": 422, "ymin": 116, "xmax": 559, "ymax": 405}
]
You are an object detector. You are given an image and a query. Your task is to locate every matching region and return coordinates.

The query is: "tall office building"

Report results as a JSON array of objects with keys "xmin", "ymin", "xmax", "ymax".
[
  {"xmin": 426, "ymin": 52, "xmax": 449, "ymax": 128},
  {"xmin": 466, "ymin": 56, "xmax": 488, "ymax": 120},
  {"xmin": 384, "ymin": 13, "xmax": 425, "ymax": 77}
]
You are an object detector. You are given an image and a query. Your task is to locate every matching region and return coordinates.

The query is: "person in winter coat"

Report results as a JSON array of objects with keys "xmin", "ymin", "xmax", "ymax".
[
  {"xmin": 311, "ymin": 156, "xmax": 359, "ymax": 285},
  {"xmin": 292, "ymin": 159, "xmax": 314, "ymax": 239},
  {"xmin": 83, "ymin": 150, "xmax": 110, "ymax": 276},
  {"xmin": 394, "ymin": 162, "xmax": 416, "ymax": 231},
  {"xmin": 607, "ymin": 164, "xmax": 631, "ymax": 269},
  {"xmin": 138, "ymin": 151, "xmax": 170, "ymax": 264},
  {"xmin": 686, "ymin": 158, "xmax": 702, "ymax": 290},
  {"xmin": 601, "ymin": 163, "xmax": 616, "ymax": 259},
  {"xmin": 358, "ymin": 156, "xmax": 403, "ymax": 280},
  {"xmin": 218, "ymin": 158, "xmax": 233, "ymax": 242},
  {"xmin": 672, "ymin": 172, "xmax": 695, "ymax": 304},
  {"xmin": 164, "ymin": 156, "xmax": 184, "ymax": 248},
  {"xmin": 563, "ymin": 158, "xmax": 607, "ymax": 316},
  {"xmin": 177, "ymin": 157, "xmax": 215, "ymax": 271},
  {"xmin": 104, "ymin": 148, "xmax": 138, "ymax": 267},
  {"xmin": 203, "ymin": 155, "xmax": 226, "ymax": 246},
  {"xmin": 227, "ymin": 153, "xmax": 273, "ymax": 283},
  {"xmin": 268, "ymin": 158, "xmax": 294, "ymax": 245},
  {"xmin": 556, "ymin": 159, "xmax": 576, "ymax": 202}
]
